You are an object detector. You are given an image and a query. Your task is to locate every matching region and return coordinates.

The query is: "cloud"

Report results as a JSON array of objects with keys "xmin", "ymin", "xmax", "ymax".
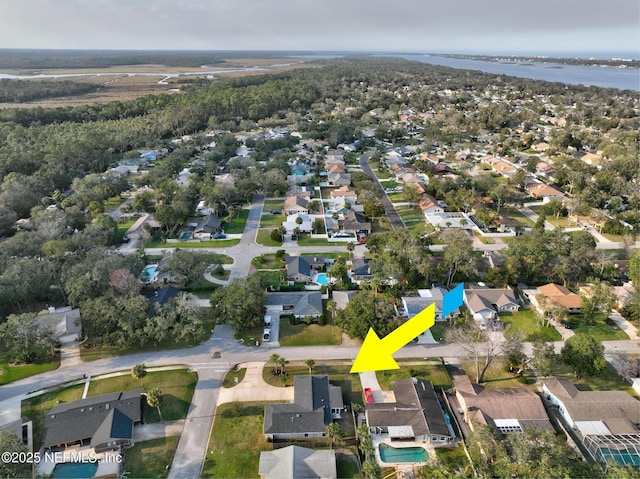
[{"xmin": 0, "ymin": 0, "xmax": 637, "ymax": 52}]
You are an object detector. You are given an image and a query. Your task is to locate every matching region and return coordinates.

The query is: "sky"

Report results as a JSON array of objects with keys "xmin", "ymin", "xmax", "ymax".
[{"xmin": 0, "ymin": 0, "xmax": 638, "ymax": 55}]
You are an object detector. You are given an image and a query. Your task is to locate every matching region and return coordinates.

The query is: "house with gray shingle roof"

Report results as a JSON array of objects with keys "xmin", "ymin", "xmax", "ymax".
[
  {"xmin": 463, "ymin": 286, "xmax": 519, "ymax": 324},
  {"xmin": 402, "ymin": 286, "xmax": 459, "ymax": 322},
  {"xmin": 258, "ymin": 446, "xmax": 336, "ymax": 479},
  {"xmin": 263, "ymin": 376, "xmax": 344, "ymax": 440},
  {"xmin": 43, "ymin": 391, "xmax": 141, "ymax": 453},
  {"xmin": 365, "ymin": 378, "xmax": 455, "ymax": 445},
  {"xmin": 265, "ymin": 292, "xmax": 323, "ymax": 321},
  {"xmin": 285, "ymin": 256, "xmax": 326, "ymax": 283}
]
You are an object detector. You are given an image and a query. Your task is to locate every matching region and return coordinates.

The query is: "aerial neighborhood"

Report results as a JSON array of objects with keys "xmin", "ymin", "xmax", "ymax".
[{"xmin": 0, "ymin": 53, "xmax": 638, "ymax": 479}]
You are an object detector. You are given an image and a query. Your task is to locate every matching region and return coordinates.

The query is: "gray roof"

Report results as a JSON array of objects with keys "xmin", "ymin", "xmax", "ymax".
[
  {"xmin": 194, "ymin": 214, "xmax": 222, "ymax": 234},
  {"xmin": 259, "ymin": 446, "xmax": 337, "ymax": 479},
  {"xmin": 264, "ymin": 376, "xmax": 342, "ymax": 436},
  {"xmin": 265, "ymin": 292, "xmax": 323, "ymax": 317},
  {"xmin": 403, "ymin": 296, "xmax": 439, "ymax": 318},
  {"xmin": 43, "ymin": 391, "xmax": 141, "ymax": 449},
  {"xmin": 285, "ymin": 256, "xmax": 326, "ymax": 281},
  {"xmin": 332, "ymin": 291, "xmax": 358, "ymax": 311},
  {"xmin": 351, "ymin": 258, "xmax": 372, "ymax": 277},
  {"xmin": 37, "ymin": 308, "xmax": 81, "ymax": 338},
  {"xmin": 464, "ymin": 288, "xmax": 518, "ymax": 314},
  {"xmin": 366, "ymin": 379, "xmax": 452, "ymax": 438}
]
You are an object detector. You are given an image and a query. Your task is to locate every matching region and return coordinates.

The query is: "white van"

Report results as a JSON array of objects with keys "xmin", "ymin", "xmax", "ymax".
[{"xmin": 264, "ymin": 315, "xmax": 272, "ymax": 326}]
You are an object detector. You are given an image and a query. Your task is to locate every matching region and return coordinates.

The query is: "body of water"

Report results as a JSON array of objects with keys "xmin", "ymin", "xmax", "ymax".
[{"xmin": 394, "ymin": 54, "xmax": 639, "ymax": 91}]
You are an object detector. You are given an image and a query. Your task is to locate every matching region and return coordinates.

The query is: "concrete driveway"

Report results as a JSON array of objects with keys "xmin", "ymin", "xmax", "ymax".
[{"xmin": 216, "ymin": 361, "xmax": 294, "ymax": 405}]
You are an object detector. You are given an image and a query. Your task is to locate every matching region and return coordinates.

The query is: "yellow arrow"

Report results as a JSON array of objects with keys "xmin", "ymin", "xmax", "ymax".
[{"xmin": 350, "ymin": 303, "xmax": 436, "ymax": 373}]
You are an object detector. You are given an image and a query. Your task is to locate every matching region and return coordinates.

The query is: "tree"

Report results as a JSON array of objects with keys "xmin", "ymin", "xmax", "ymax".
[
  {"xmin": 269, "ymin": 353, "xmax": 281, "ymax": 374},
  {"xmin": 147, "ymin": 387, "xmax": 163, "ymax": 421},
  {"xmin": 132, "ymin": 363, "xmax": 147, "ymax": 389},
  {"xmin": 561, "ymin": 334, "xmax": 607, "ymax": 378},
  {"xmin": 325, "ymin": 422, "xmax": 345, "ymax": 444},
  {"xmin": 531, "ymin": 336, "xmax": 557, "ymax": 377},
  {"xmin": 501, "ymin": 330, "xmax": 528, "ymax": 375},
  {"xmin": 445, "ymin": 326, "xmax": 502, "ymax": 383},
  {"xmin": 305, "ymin": 359, "xmax": 315, "ymax": 375},
  {"xmin": 335, "ymin": 291, "xmax": 398, "ymax": 341},
  {"xmin": 361, "ymin": 460, "xmax": 382, "ymax": 479},
  {"xmin": 210, "ymin": 275, "xmax": 266, "ymax": 334},
  {"xmin": 0, "ymin": 430, "xmax": 31, "ymax": 479},
  {"xmin": 439, "ymin": 229, "xmax": 480, "ymax": 287}
]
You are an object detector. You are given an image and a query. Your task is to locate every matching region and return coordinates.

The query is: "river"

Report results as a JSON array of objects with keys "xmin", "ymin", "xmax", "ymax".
[{"xmin": 392, "ymin": 54, "xmax": 640, "ymax": 91}]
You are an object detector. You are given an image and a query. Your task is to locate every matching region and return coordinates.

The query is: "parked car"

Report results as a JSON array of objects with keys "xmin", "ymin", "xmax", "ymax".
[
  {"xmin": 561, "ymin": 320, "xmax": 572, "ymax": 329},
  {"xmin": 363, "ymin": 387, "xmax": 374, "ymax": 403},
  {"xmin": 262, "ymin": 328, "xmax": 271, "ymax": 342},
  {"xmin": 213, "ymin": 233, "xmax": 227, "ymax": 239}
]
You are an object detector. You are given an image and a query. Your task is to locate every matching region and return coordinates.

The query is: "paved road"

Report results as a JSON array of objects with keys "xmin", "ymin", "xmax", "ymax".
[{"xmin": 359, "ymin": 151, "xmax": 405, "ymax": 230}]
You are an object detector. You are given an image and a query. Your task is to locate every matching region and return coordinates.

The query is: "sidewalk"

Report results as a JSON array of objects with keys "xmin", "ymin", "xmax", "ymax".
[
  {"xmin": 216, "ymin": 361, "xmax": 294, "ymax": 405},
  {"xmin": 609, "ymin": 311, "xmax": 639, "ymax": 340}
]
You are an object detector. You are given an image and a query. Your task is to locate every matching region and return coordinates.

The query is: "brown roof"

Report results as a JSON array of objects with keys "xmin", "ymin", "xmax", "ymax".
[
  {"xmin": 537, "ymin": 283, "xmax": 582, "ymax": 309},
  {"xmin": 329, "ymin": 186, "xmax": 356, "ymax": 199},
  {"xmin": 528, "ymin": 183, "xmax": 564, "ymax": 197},
  {"xmin": 418, "ymin": 194, "xmax": 439, "ymax": 211}
]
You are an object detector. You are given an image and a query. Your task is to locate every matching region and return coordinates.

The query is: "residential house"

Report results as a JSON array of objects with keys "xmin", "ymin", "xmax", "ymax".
[
  {"xmin": 265, "ymin": 292, "xmax": 324, "ymax": 321},
  {"xmin": 418, "ymin": 194, "xmax": 444, "ymax": 214},
  {"xmin": 365, "ymin": 378, "xmax": 455, "ymax": 445},
  {"xmin": 329, "ymin": 186, "xmax": 357, "ymax": 203},
  {"xmin": 531, "ymin": 283, "xmax": 582, "ymax": 314},
  {"xmin": 284, "ymin": 195, "xmax": 309, "ymax": 216},
  {"xmin": 258, "ymin": 446, "xmax": 337, "ymax": 479},
  {"xmin": 337, "ymin": 211, "xmax": 371, "ymax": 236},
  {"xmin": 535, "ymin": 162, "xmax": 556, "ymax": 178},
  {"xmin": 331, "ymin": 290, "xmax": 358, "ymax": 312},
  {"xmin": 327, "ymin": 172, "xmax": 351, "ymax": 187},
  {"xmin": 541, "ymin": 377, "xmax": 640, "ymax": 467},
  {"xmin": 193, "ymin": 214, "xmax": 223, "ymax": 240},
  {"xmin": 285, "ymin": 256, "xmax": 326, "ymax": 283},
  {"xmin": 464, "ymin": 286, "xmax": 519, "ymax": 325},
  {"xmin": 613, "ymin": 283, "xmax": 635, "ymax": 310},
  {"xmin": 43, "ymin": 391, "xmax": 142, "ymax": 453},
  {"xmin": 282, "ymin": 213, "xmax": 313, "ymax": 234},
  {"xmin": 145, "ymin": 286, "xmax": 182, "ymax": 305},
  {"xmin": 36, "ymin": 307, "xmax": 81, "ymax": 343},
  {"xmin": 263, "ymin": 376, "xmax": 344, "ymax": 440},
  {"xmin": 452, "ymin": 369, "xmax": 552, "ymax": 434},
  {"xmin": 532, "ymin": 142, "xmax": 551, "ymax": 153},
  {"xmin": 527, "ymin": 183, "xmax": 565, "ymax": 200},
  {"xmin": 492, "ymin": 161, "xmax": 517, "ymax": 178},
  {"xmin": 350, "ymin": 258, "xmax": 374, "ymax": 283},
  {"xmin": 402, "ymin": 286, "xmax": 460, "ymax": 322},
  {"xmin": 325, "ymin": 163, "xmax": 347, "ymax": 174}
]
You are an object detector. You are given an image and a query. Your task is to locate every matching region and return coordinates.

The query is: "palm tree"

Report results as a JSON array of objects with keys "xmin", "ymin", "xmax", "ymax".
[
  {"xmin": 277, "ymin": 356, "xmax": 289, "ymax": 374},
  {"xmin": 269, "ymin": 353, "xmax": 281, "ymax": 374},
  {"xmin": 346, "ymin": 241, "xmax": 355, "ymax": 259},
  {"xmin": 132, "ymin": 363, "xmax": 147, "ymax": 389},
  {"xmin": 305, "ymin": 359, "xmax": 315, "ymax": 375},
  {"xmin": 146, "ymin": 387, "xmax": 163, "ymax": 421},
  {"xmin": 326, "ymin": 299, "xmax": 337, "ymax": 320}
]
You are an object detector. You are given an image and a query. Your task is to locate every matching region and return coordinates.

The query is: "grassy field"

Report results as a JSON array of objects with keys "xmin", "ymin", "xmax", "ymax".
[
  {"xmin": 122, "ymin": 437, "xmax": 180, "ymax": 478},
  {"xmin": 500, "ymin": 310, "xmax": 562, "ymax": 341},
  {"xmin": 0, "ymin": 356, "xmax": 60, "ymax": 385},
  {"xmin": 256, "ymin": 228, "xmax": 283, "ymax": 246},
  {"xmin": 552, "ymin": 362, "xmax": 638, "ymax": 396},
  {"xmin": 251, "ymin": 253, "xmax": 284, "ymax": 270},
  {"xmin": 297, "ymin": 236, "xmax": 332, "ymax": 246},
  {"xmin": 500, "ymin": 206, "xmax": 536, "ymax": 228},
  {"xmin": 395, "ymin": 205, "xmax": 425, "ymax": 222},
  {"xmin": 117, "ymin": 217, "xmax": 137, "ymax": 241},
  {"xmin": 201, "ymin": 402, "xmax": 273, "ymax": 479},
  {"xmin": 376, "ymin": 361, "xmax": 452, "ymax": 390},
  {"xmin": 222, "ymin": 367, "xmax": 247, "ymax": 388},
  {"xmin": 278, "ymin": 321, "xmax": 342, "ymax": 346},
  {"xmin": 87, "ymin": 369, "xmax": 198, "ymax": 422},
  {"xmin": 459, "ymin": 360, "xmax": 536, "ymax": 388}
]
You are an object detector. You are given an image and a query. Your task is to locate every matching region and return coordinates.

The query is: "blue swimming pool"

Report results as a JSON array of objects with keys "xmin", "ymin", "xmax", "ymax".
[
  {"xmin": 141, "ymin": 265, "xmax": 158, "ymax": 281},
  {"xmin": 53, "ymin": 461, "xmax": 98, "ymax": 479},
  {"xmin": 314, "ymin": 273, "xmax": 329, "ymax": 285},
  {"xmin": 379, "ymin": 443, "xmax": 428, "ymax": 463}
]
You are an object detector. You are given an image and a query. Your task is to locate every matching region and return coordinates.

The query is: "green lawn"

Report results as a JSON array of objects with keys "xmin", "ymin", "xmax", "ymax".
[
  {"xmin": 396, "ymin": 205, "xmax": 426, "ymax": 222},
  {"xmin": 278, "ymin": 321, "xmax": 342, "ymax": 347},
  {"xmin": 117, "ymin": 217, "xmax": 137, "ymax": 241},
  {"xmin": 552, "ymin": 362, "xmax": 638, "ymax": 396},
  {"xmin": 297, "ymin": 236, "xmax": 331, "ymax": 246},
  {"xmin": 376, "ymin": 361, "xmax": 452, "ymax": 390},
  {"xmin": 500, "ymin": 207, "xmax": 536, "ymax": 228},
  {"xmin": 336, "ymin": 451, "xmax": 361, "ymax": 478},
  {"xmin": 570, "ymin": 313, "xmax": 629, "ymax": 340},
  {"xmin": 146, "ymin": 238, "xmax": 240, "ymax": 248},
  {"xmin": 500, "ymin": 310, "xmax": 562, "ymax": 341},
  {"xmin": 0, "ymin": 356, "xmax": 60, "ymax": 385},
  {"xmin": 223, "ymin": 209, "xmax": 250, "ymax": 234},
  {"xmin": 259, "ymin": 212, "xmax": 285, "ymax": 229},
  {"xmin": 86, "ymin": 369, "xmax": 197, "ymax": 422},
  {"xmin": 222, "ymin": 367, "xmax": 247, "ymax": 388},
  {"xmin": 122, "ymin": 437, "xmax": 180, "ymax": 478},
  {"xmin": 256, "ymin": 228, "xmax": 283, "ymax": 246},
  {"xmin": 201, "ymin": 402, "xmax": 273, "ymax": 479},
  {"xmin": 252, "ymin": 270, "xmax": 282, "ymax": 287},
  {"xmin": 251, "ymin": 253, "xmax": 285, "ymax": 270},
  {"xmin": 405, "ymin": 220, "xmax": 427, "ymax": 235},
  {"xmin": 386, "ymin": 192, "xmax": 404, "ymax": 202},
  {"xmin": 459, "ymin": 360, "xmax": 537, "ymax": 388},
  {"xmin": 263, "ymin": 199, "xmax": 285, "ymax": 211}
]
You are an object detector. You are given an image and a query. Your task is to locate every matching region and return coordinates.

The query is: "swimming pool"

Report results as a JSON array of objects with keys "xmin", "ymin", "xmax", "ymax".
[
  {"xmin": 141, "ymin": 264, "xmax": 158, "ymax": 282},
  {"xmin": 53, "ymin": 461, "xmax": 98, "ymax": 479},
  {"xmin": 314, "ymin": 273, "xmax": 330, "ymax": 285},
  {"xmin": 379, "ymin": 443, "xmax": 428, "ymax": 463}
]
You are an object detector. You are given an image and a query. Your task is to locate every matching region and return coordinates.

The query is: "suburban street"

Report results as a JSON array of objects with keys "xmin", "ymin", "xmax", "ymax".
[{"xmin": 1, "ymin": 153, "xmax": 639, "ymax": 478}]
